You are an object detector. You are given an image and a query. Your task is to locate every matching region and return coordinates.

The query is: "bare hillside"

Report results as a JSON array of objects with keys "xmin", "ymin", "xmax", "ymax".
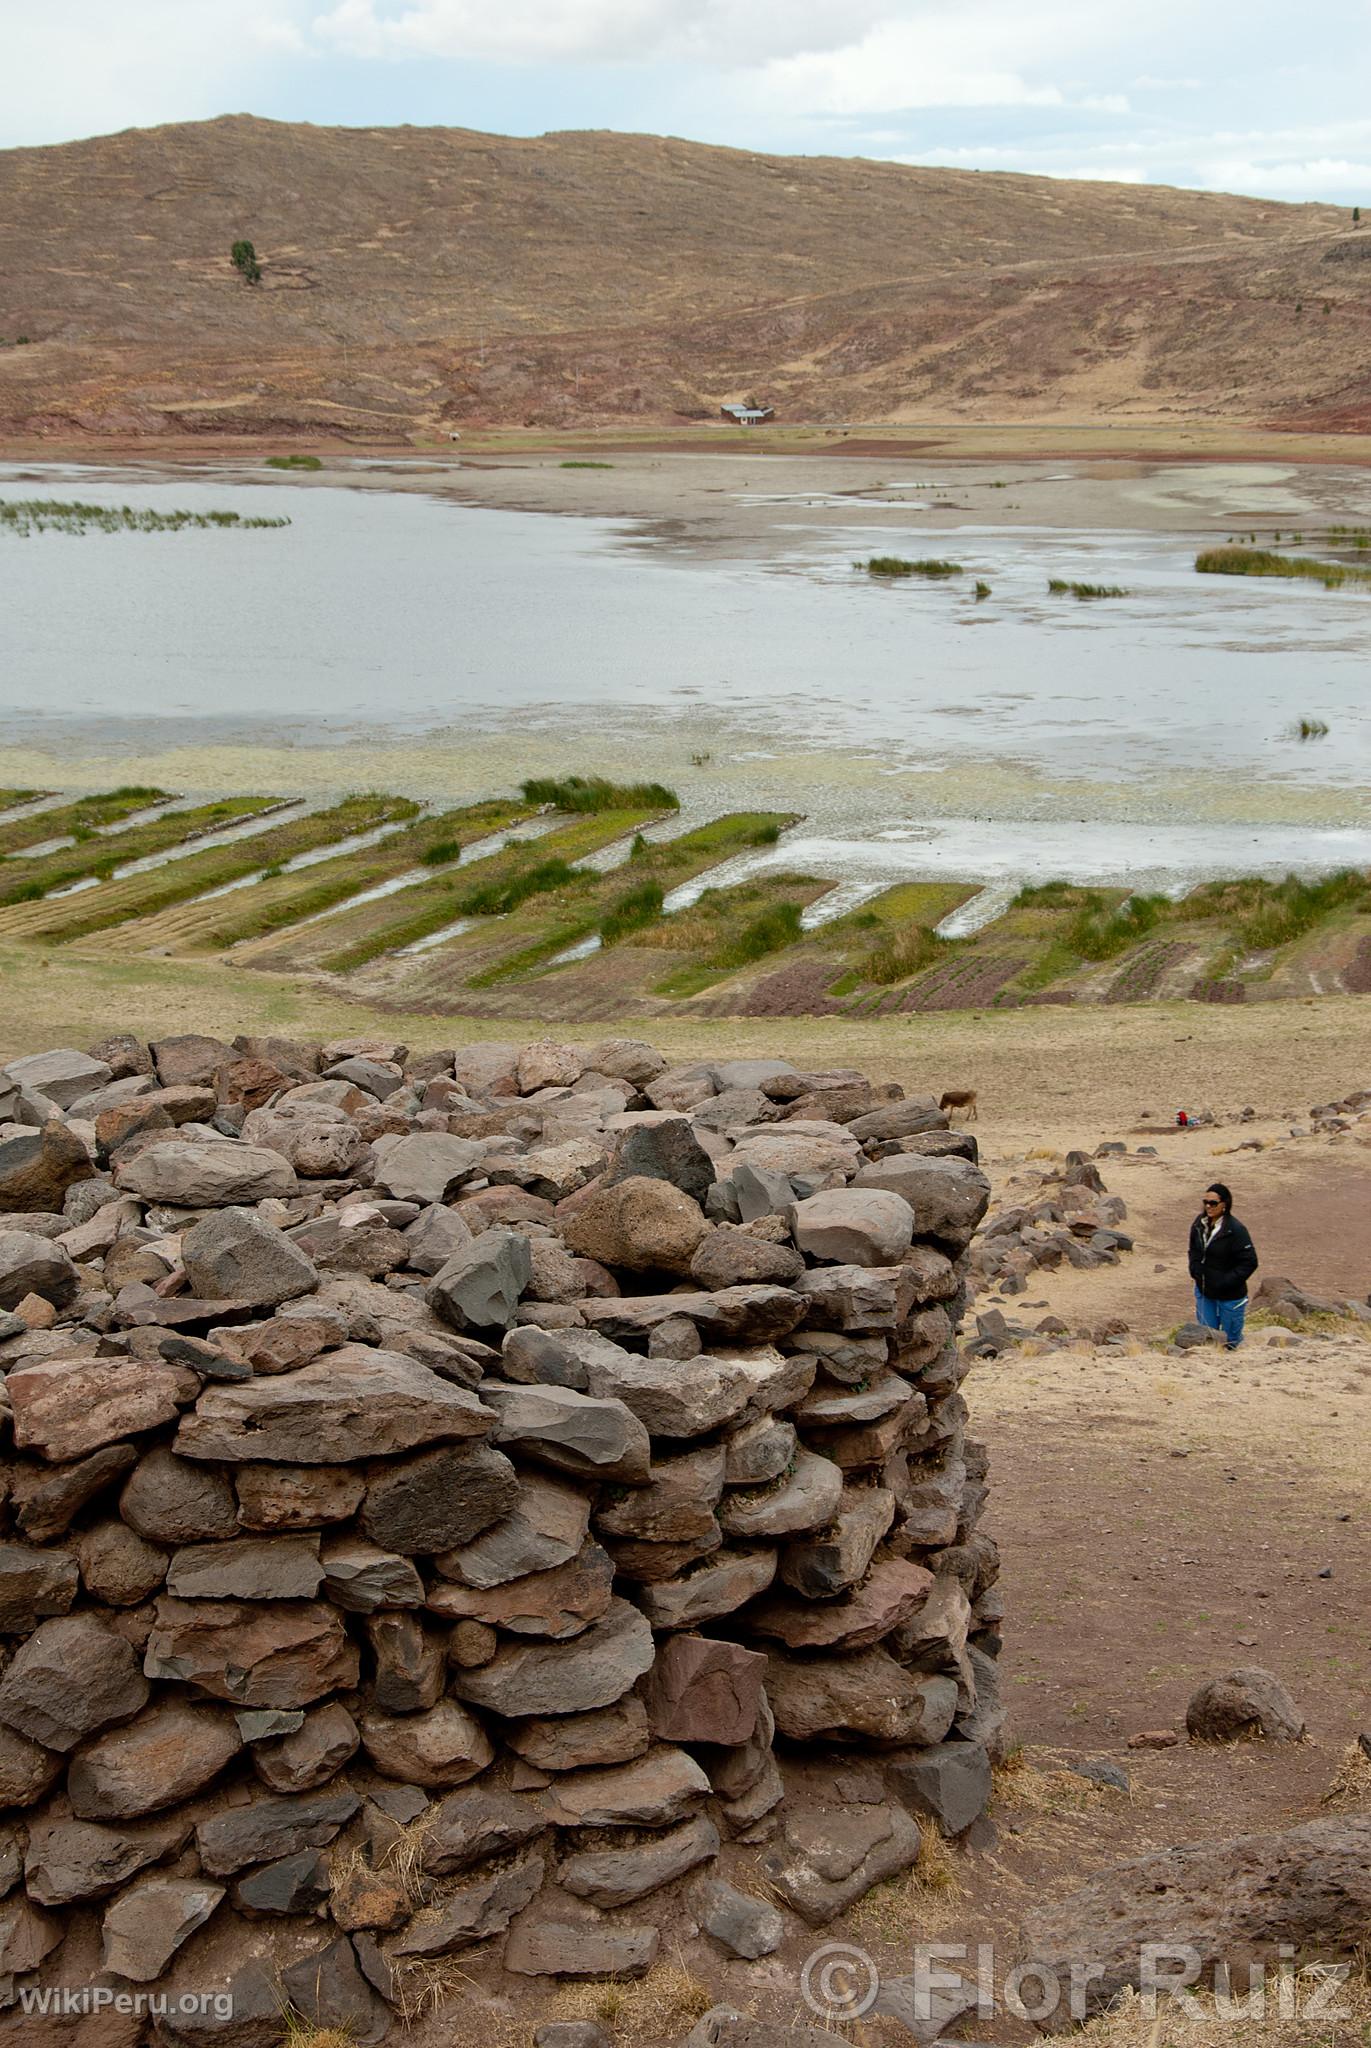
[{"xmin": 0, "ymin": 115, "xmax": 1367, "ymax": 437}]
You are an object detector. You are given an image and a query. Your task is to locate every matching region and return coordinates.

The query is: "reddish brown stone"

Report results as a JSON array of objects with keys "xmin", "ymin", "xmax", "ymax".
[
  {"xmin": 8, "ymin": 1355, "xmax": 182, "ymax": 1463},
  {"xmin": 144, "ymin": 1597, "xmax": 359, "ymax": 1707},
  {"xmin": 644, "ymin": 1634, "xmax": 768, "ymax": 1746},
  {"xmin": 748, "ymin": 1558, "xmax": 935, "ymax": 1652}
]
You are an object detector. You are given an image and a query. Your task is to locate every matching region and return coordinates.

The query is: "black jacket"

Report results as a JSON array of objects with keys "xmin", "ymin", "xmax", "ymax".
[{"xmin": 1188, "ymin": 1213, "xmax": 1258, "ymax": 1300}]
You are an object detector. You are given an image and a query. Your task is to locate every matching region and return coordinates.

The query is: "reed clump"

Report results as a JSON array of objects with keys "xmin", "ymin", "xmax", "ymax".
[
  {"xmin": 521, "ymin": 775, "xmax": 678, "ymax": 813},
  {"xmin": 1195, "ymin": 544, "xmax": 1371, "ymax": 588},
  {"xmin": 600, "ymin": 879, "xmax": 665, "ymax": 945},
  {"xmin": 863, "ymin": 555, "xmax": 964, "ymax": 578},
  {"xmin": 1047, "ymin": 578, "xmax": 1130, "ymax": 599},
  {"xmin": 0, "ymin": 499, "xmax": 290, "ymax": 536},
  {"xmin": 457, "ymin": 858, "xmax": 581, "ymax": 917}
]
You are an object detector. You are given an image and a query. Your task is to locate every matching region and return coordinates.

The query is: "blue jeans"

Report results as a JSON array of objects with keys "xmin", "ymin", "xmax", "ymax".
[{"xmin": 1195, "ymin": 1290, "xmax": 1246, "ymax": 1348}]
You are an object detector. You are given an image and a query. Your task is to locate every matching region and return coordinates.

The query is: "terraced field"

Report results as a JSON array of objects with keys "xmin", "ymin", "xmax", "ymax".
[{"xmin": 0, "ymin": 783, "xmax": 1367, "ymax": 1022}]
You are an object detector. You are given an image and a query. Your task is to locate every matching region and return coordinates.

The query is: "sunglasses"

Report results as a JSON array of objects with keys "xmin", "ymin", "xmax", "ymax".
[{"xmin": 1201, "ymin": 1198, "xmax": 1222, "ymax": 1208}]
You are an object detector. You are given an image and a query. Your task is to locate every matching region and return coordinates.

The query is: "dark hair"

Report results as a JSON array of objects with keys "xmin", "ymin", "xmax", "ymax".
[{"xmin": 1205, "ymin": 1182, "xmax": 1233, "ymax": 1214}]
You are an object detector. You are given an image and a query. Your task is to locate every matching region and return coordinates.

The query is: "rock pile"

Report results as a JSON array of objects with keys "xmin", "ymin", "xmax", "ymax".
[
  {"xmin": 967, "ymin": 1148, "xmax": 1132, "ymax": 1301},
  {"xmin": 0, "ymin": 1030, "xmax": 1000, "ymax": 2041}
]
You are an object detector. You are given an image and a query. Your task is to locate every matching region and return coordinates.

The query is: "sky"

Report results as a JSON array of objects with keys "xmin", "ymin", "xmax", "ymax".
[{"xmin": 3, "ymin": 0, "xmax": 1371, "ymax": 204}]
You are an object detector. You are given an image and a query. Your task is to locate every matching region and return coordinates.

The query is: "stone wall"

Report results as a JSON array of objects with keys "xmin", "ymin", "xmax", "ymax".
[{"xmin": 0, "ymin": 1030, "xmax": 1002, "ymax": 2043}]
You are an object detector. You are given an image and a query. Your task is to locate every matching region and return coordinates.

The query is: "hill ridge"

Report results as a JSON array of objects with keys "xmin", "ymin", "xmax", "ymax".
[{"xmin": 0, "ymin": 116, "xmax": 1366, "ymax": 437}]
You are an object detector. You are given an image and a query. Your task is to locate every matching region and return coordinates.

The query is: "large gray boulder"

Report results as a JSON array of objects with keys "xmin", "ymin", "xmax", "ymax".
[
  {"xmin": 482, "ymin": 1382, "xmax": 651, "ymax": 1484},
  {"xmin": 0, "ymin": 1614, "xmax": 149, "ymax": 1752},
  {"xmin": 0, "ymin": 1230, "xmax": 80, "ymax": 1310},
  {"xmin": 4, "ymin": 1050, "xmax": 111, "ymax": 1109},
  {"xmin": 450, "ymin": 1598, "xmax": 654, "ymax": 1718},
  {"xmin": 181, "ymin": 1207, "xmax": 319, "ymax": 1307},
  {"xmin": 1025, "ymin": 1816, "xmax": 1371, "ymax": 2015},
  {"xmin": 115, "ymin": 1139, "xmax": 297, "ymax": 1207},
  {"xmin": 852, "ymin": 1154, "xmax": 990, "ymax": 1249},
  {"xmin": 1185, "ymin": 1668, "xmax": 1306, "ymax": 1744},
  {"xmin": 427, "ymin": 1230, "xmax": 532, "ymax": 1333},
  {"xmin": 371, "ymin": 1132, "xmax": 485, "ymax": 1205},
  {"xmin": 790, "ymin": 1190, "xmax": 914, "ymax": 1267}
]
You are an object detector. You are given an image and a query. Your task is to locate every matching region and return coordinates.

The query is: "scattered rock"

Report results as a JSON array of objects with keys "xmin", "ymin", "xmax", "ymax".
[{"xmin": 1186, "ymin": 1669, "xmax": 1307, "ymax": 1744}]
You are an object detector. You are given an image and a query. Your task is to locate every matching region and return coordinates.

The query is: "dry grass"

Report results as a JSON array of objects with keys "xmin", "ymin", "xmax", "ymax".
[
  {"xmin": 277, "ymin": 2024, "xmax": 357, "ymax": 2048},
  {"xmin": 991, "ymin": 1744, "xmax": 1114, "ymax": 1817},
  {"xmin": 1320, "ymin": 1740, "xmax": 1371, "ymax": 1811},
  {"xmin": 387, "ymin": 1953, "xmax": 479, "ymax": 2023},
  {"xmin": 549, "ymin": 1959, "xmax": 715, "ymax": 2038},
  {"xmin": 365, "ymin": 1808, "xmax": 436, "ymax": 1902},
  {"xmin": 850, "ymin": 1819, "xmax": 967, "ymax": 1943},
  {"xmin": 1074, "ymin": 1966, "xmax": 1371, "ymax": 2048}
]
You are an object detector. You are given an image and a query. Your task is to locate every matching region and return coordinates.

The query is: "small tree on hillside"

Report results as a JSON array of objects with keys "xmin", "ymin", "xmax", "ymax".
[
  {"xmin": 1354, "ymin": 206, "xmax": 1362, "ymax": 226},
  {"xmin": 230, "ymin": 239, "xmax": 262, "ymax": 285}
]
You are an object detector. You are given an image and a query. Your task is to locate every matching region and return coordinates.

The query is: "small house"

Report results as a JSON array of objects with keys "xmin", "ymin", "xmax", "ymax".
[{"xmin": 720, "ymin": 403, "xmax": 774, "ymax": 425}]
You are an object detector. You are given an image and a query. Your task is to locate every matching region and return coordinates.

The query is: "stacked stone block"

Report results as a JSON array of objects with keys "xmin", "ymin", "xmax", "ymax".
[{"xmin": 0, "ymin": 1030, "xmax": 1002, "ymax": 2042}]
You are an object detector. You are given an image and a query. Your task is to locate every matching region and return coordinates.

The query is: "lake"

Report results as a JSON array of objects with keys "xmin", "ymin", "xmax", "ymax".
[{"xmin": 2, "ymin": 462, "xmax": 1369, "ymax": 888}]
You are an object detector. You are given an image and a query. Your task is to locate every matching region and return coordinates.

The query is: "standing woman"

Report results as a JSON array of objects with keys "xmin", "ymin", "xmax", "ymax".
[{"xmin": 1188, "ymin": 1182, "xmax": 1258, "ymax": 1349}]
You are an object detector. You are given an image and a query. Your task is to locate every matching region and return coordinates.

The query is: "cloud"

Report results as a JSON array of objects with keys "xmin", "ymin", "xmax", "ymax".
[
  {"xmin": 0, "ymin": 1, "xmax": 311, "ymax": 145},
  {"xmin": 1201, "ymin": 156, "xmax": 1371, "ymax": 196},
  {"xmin": 311, "ymin": 0, "xmax": 892, "ymax": 65}
]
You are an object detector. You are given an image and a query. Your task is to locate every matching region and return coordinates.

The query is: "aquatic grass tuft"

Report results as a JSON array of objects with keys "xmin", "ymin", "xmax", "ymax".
[
  {"xmin": 457, "ymin": 857, "xmax": 582, "ymax": 916},
  {"xmin": 600, "ymin": 880, "xmax": 665, "ymax": 945},
  {"xmin": 1065, "ymin": 893, "xmax": 1166, "ymax": 961},
  {"xmin": 1013, "ymin": 880, "xmax": 1101, "ymax": 910},
  {"xmin": 265, "ymin": 455, "xmax": 322, "ymax": 470},
  {"xmin": 712, "ymin": 900, "xmax": 803, "ymax": 967},
  {"xmin": 520, "ymin": 775, "xmax": 678, "ymax": 813},
  {"xmin": 1047, "ymin": 579, "xmax": 1130, "ymax": 599},
  {"xmin": 559, "ymin": 460, "xmax": 613, "ymax": 469},
  {"xmin": 0, "ymin": 499, "xmax": 290, "ymax": 536},
  {"xmin": 863, "ymin": 922, "xmax": 948, "ymax": 984},
  {"xmin": 1288, "ymin": 718, "xmax": 1329, "ymax": 740},
  {"xmin": 1195, "ymin": 544, "xmax": 1371, "ymax": 589},
  {"xmin": 862, "ymin": 556, "xmax": 963, "ymax": 579}
]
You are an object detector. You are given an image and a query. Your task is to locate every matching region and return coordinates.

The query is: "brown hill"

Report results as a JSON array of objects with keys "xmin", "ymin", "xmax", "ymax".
[{"xmin": 1, "ymin": 114, "xmax": 1369, "ymax": 439}]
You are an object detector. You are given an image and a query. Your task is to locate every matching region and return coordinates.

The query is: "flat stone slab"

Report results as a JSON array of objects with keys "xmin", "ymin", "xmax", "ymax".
[{"xmin": 175, "ymin": 1347, "xmax": 496, "ymax": 1463}]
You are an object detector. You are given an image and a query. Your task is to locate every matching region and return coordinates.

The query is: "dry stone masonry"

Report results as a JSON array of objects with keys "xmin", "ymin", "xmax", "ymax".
[{"xmin": 0, "ymin": 1029, "xmax": 1002, "ymax": 2041}]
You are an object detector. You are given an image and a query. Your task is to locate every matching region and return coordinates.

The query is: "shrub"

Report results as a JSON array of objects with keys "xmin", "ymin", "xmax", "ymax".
[
  {"xmin": 1234, "ymin": 870, "xmax": 1365, "ymax": 950},
  {"xmin": 230, "ymin": 239, "xmax": 262, "ymax": 285},
  {"xmin": 421, "ymin": 840, "xmax": 462, "ymax": 866},
  {"xmin": 1065, "ymin": 894, "xmax": 1166, "ymax": 961},
  {"xmin": 714, "ymin": 901, "xmax": 803, "ymax": 967}
]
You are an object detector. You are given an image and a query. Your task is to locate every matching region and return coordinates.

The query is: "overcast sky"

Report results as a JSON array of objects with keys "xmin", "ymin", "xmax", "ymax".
[{"xmin": 4, "ymin": 0, "xmax": 1370, "ymax": 203}]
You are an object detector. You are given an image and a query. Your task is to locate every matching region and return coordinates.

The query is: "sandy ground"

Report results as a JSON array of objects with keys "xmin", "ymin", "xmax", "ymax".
[
  {"xmin": 13, "ymin": 440, "xmax": 1371, "ymax": 555},
  {"xmin": 0, "ymin": 942, "xmax": 1367, "ymax": 1121}
]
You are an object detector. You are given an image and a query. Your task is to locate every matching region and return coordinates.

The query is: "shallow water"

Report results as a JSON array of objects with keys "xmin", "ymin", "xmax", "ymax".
[{"xmin": 2, "ymin": 464, "xmax": 1369, "ymax": 890}]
